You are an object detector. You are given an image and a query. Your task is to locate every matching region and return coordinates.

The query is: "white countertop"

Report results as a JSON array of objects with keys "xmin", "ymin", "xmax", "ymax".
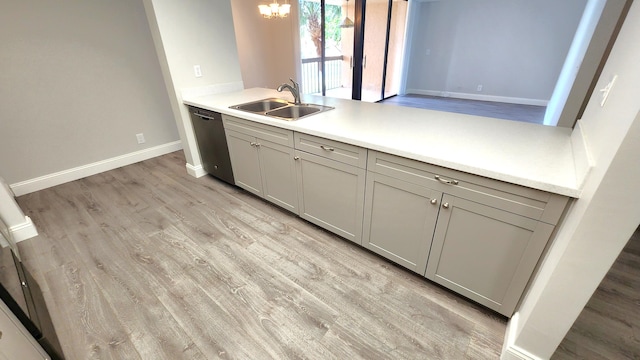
[{"xmin": 183, "ymin": 88, "xmax": 581, "ymax": 197}]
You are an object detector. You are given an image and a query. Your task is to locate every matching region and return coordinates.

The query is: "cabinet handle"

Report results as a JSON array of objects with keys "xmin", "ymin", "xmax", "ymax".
[
  {"xmin": 442, "ymin": 202, "xmax": 450, "ymax": 209},
  {"xmin": 320, "ymin": 145, "xmax": 334, "ymax": 151},
  {"xmin": 430, "ymin": 199, "xmax": 437, "ymax": 205},
  {"xmin": 294, "ymin": 156, "xmax": 300, "ymax": 160},
  {"xmin": 435, "ymin": 175, "xmax": 459, "ymax": 185},
  {"xmin": 250, "ymin": 142, "xmax": 256, "ymax": 147}
]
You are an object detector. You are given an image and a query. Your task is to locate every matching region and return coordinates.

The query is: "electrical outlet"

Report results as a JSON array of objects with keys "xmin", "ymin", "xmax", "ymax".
[
  {"xmin": 136, "ymin": 133, "xmax": 146, "ymax": 144},
  {"xmin": 477, "ymin": 84, "xmax": 483, "ymax": 92},
  {"xmin": 193, "ymin": 65, "xmax": 202, "ymax": 78}
]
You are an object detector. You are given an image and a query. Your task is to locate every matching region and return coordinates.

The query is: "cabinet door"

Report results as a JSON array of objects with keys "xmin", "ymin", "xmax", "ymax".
[
  {"xmin": 295, "ymin": 150, "xmax": 366, "ymax": 244},
  {"xmin": 258, "ymin": 139, "xmax": 299, "ymax": 214},
  {"xmin": 362, "ymin": 172, "xmax": 441, "ymax": 274},
  {"xmin": 425, "ymin": 194, "xmax": 554, "ymax": 316},
  {"xmin": 226, "ymin": 130, "xmax": 262, "ymax": 196}
]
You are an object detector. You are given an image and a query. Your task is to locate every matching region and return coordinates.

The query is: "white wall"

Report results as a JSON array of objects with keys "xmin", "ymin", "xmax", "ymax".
[
  {"xmin": 230, "ymin": 0, "xmax": 300, "ymax": 89},
  {"xmin": 143, "ymin": 0, "xmax": 244, "ymax": 177},
  {"xmin": 502, "ymin": 1, "xmax": 640, "ymax": 358},
  {"xmin": 405, "ymin": 0, "xmax": 586, "ymax": 105},
  {"xmin": 0, "ymin": 0, "xmax": 180, "ymax": 192}
]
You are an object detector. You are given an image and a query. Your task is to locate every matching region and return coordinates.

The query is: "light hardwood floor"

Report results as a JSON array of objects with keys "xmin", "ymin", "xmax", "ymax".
[
  {"xmin": 553, "ymin": 225, "xmax": 640, "ymax": 359},
  {"xmin": 16, "ymin": 151, "xmax": 506, "ymax": 359},
  {"xmin": 381, "ymin": 94, "xmax": 546, "ymax": 125}
]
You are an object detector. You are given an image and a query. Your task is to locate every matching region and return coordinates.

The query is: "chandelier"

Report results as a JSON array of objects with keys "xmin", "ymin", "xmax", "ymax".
[{"xmin": 258, "ymin": 0, "xmax": 291, "ymax": 19}]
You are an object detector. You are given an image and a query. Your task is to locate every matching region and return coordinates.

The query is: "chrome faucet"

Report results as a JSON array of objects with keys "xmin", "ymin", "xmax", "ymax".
[{"xmin": 277, "ymin": 78, "xmax": 301, "ymax": 105}]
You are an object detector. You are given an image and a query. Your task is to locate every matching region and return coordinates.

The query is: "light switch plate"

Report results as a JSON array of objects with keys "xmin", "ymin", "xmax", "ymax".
[{"xmin": 600, "ymin": 74, "xmax": 617, "ymax": 107}]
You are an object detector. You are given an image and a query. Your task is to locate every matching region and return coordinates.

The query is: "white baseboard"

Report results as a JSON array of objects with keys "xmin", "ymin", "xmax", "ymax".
[
  {"xmin": 501, "ymin": 313, "xmax": 542, "ymax": 360},
  {"xmin": 11, "ymin": 216, "xmax": 38, "ymax": 243},
  {"xmin": 186, "ymin": 163, "xmax": 208, "ymax": 178},
  {"xmin": 10, "ymin": 141, "xmax": 183, "ymax": 196},
  {"xmin": 405, "ymin": 89, "xmax": 549, "ymax": 107}
]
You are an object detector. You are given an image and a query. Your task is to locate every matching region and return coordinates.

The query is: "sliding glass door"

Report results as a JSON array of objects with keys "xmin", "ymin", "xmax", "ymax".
[
  {"xmin": 360, "ymin": 0, "xmax": 387, "ymax": 102},
  {"xmin": 383, "ymin": 0, "xmax": 408, "ymax": 99},
  {"xmin": 299, "ymin": 0, "xmax": 354, "ymax": 99},
  {"xmin": 299, "ymin": 0, "xmax": 407, "ymax": 102}
]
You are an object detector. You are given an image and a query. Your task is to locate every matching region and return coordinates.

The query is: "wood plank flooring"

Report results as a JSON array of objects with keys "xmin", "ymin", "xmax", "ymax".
[
  {"xmin": 16, "ymin": 151, "xmax": 506, "ymax": 359},
  {"xmin": 553, "ymin": 225, "xmax": 640, "ymax": 360},
  {"xmin": 381, "ymin": 94, "xmax": 546, "ymax": 125}
]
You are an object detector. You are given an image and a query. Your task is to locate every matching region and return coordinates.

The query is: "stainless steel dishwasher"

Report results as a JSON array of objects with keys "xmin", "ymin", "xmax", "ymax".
[{"xmin": 188, "ymin": 106, "xmax": 235, "ymax": 185}]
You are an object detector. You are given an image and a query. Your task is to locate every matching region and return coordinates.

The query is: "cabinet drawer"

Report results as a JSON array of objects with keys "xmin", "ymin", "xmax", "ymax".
[
  {"xmin": 294, "ymin": 132, "xmax": 367, "ymax": 168},
  {"xmin": 222, "ymin": 115, "xmax": 293, "ymax": 147},
  {"xmin": 368, "ymin": 151, "xmax": 568, "ymax": 224}
]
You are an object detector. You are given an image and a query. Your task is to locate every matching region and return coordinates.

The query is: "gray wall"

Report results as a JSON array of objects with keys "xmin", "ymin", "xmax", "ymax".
[
  {"xmin": 405, "ymin": 0, "xmax": 587, "ymax": 104},
  {"xmin": 0, "ymin": 0, "xmax": 180, "ymax": 185}
]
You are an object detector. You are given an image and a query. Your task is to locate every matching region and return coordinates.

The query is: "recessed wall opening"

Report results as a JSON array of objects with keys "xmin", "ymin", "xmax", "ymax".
[{"xmin": 297, "ymin": 0, "xmax": 630, "ymax": 128}]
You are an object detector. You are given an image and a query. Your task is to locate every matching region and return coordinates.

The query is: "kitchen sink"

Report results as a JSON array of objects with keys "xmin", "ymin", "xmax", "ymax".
[
  {"xmin": 230, "ymin": 98, "xmax": 290, "ymax": 113},
  {"xmin": 230, "ymin": 98, "xmax": 333, "ymax": 120},
  {"xmin": 266, "ymin": 104, "xmax": 332, "ymax": 120}
]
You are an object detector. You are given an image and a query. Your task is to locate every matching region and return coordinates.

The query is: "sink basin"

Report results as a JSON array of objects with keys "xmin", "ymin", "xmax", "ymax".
[
  {"xmin": 230, "ymin": 98, "xmax": 290, "ymax": 113},
  {"xmin": 266, "ymin": 104, "xmax": 332, "ymax": 120},
  {"xmin": 230, "ymin": 98, "xmax": 333, "ymax": 120}
]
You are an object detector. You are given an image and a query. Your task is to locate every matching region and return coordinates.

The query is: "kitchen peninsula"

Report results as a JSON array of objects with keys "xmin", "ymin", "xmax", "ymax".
[{"xmin": 183, "ymin": 88, "xmax": 585, "ymax": 317}]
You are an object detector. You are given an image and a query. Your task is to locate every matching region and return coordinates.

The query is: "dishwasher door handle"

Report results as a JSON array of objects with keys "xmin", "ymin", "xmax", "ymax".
[{"xmin": 193, "ymin": 113, "xmax": 217, "ymax": 121}]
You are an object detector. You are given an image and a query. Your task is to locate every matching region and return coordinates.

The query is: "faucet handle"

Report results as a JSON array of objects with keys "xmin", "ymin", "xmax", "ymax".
[{"xmin": 289, "ymin": 78, "xmax": 300, "ymax": 91}]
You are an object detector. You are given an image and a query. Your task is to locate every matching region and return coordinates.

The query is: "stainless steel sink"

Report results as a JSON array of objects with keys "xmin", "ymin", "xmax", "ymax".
[
  {"xmin": 266, "ymin": 104, "xmax": 333, "ymax": 120},
  {"xmin": 230, "ymin": 98, "xmax": 290, "ymax": 113},
  {"xmin": 230, "ymin": 98, "xmax": 333, "ymax": 120}
]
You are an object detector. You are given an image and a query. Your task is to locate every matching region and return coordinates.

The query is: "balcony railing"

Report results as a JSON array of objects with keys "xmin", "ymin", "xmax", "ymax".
[{"xmin": 301, "ymin": 56, "xmax": 344, "ymax": 95}]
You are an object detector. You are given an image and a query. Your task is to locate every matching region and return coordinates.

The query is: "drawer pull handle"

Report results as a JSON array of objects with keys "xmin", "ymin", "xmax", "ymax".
[
  {"xmin": 294, "ymin": 156, "xmax": 300, "ymax": 160},
  {"xmin": 435, "ymin": 175, "xmax": 458, "ymax": 185},
  {"xmin": 250, "ymin": 142, "xmax": 261, "ymax": 147},
  {"xmin": 442, "ymin": 202, "xmax": 450, "ymax": 209},
  {"xmin": 320, "ymin": 145, "xmax": 335, "ymax": 151},
  {"xmin": 430, "ymin": 199, "xmax": 437, "ymax": 205}
]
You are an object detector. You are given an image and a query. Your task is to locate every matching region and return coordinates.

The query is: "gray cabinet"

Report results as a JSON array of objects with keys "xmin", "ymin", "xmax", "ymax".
[
  {"xmin": 221, "ymin": 113, "xmax": 571, "ymax": 317},
  {"xmin": 425, "ymin": 194, "xmax": 555, "ymax": 316},
  {"xmin": 362, "ymin": 172, "xmax": 440, "ymax": 274},
  {"xmin": 365, "ymin": 151, "xmax": 569, "ymax": 316},
  {"xmin": 226, "ymin": 129, "xmax": 263, "ymax": 195},
  {"xmin": 294, "ymin": 134, "xmax": 367, "ymax": 244},
  {"xmin": 223, "ymin": 116, "xmax": 298, "ymax": 213}
]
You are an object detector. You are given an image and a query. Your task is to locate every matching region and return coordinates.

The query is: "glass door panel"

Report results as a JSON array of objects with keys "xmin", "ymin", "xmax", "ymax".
[
  {"xmin": 299, "ymin": 1, "xmax": 323, "ymax": 95},
  {"xmin": 361, "ymin": 0, "xmax": 389, "ymax": 102},
  {"xmin": 325, "ymin": 0, "xmax": 353, "ymax": 99},
  {"xmin": 384, "ymin": 0, "xmax": 407, "ymax": 99}
]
